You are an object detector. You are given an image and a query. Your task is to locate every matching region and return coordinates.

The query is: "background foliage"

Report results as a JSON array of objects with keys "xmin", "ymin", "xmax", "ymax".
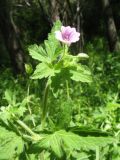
[{"xmin": 0, "ymin": 0, "xmax": 120, "ymax": 160}]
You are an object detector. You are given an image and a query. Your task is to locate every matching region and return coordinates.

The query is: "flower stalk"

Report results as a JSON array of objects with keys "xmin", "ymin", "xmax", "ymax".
[
  {"xmin": 17, "ymin": 120, "xmax": 42, "ymax": 141},
  {"xmin": 41, "ymin": 81, "xmax": 49, "ymax": 128},
  {"xmin": 66, "ymin": 80, "xmax": 70, "ymax": 99},
  {"xmin": 17, "ymin": 119, "xmax": 37, "ymax": 137}
]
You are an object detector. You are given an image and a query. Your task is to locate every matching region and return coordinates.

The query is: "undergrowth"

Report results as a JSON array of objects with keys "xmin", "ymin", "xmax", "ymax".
[{"xmin": 0, "ymin": 23, "xmax": 120, "ymax": 160}]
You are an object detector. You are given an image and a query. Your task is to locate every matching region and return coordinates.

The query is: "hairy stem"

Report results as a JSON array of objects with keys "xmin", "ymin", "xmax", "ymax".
[
  {"xmin": 41, "ymin": 81, "xmax": 49, "ymax": 128},
  {"xmin": 66, "ymin": 80, "xmax": 70, "ymax": 99},
  {"xmin": 17, "ymin": 120, "xmax": 37, "ymax": 137},
  {"xmin": 63, "ymin": 44, "xmax": 68, "ymax": 56},
  {"xmin": 27, "ymin": 82, "xmax": 36, "ymax": 127}
]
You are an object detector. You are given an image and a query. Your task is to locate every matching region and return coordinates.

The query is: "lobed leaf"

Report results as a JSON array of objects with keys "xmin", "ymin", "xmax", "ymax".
[
  {"xmin": 31, "ymin": 63, "xmax": 55, "ymax": 79},
  {"xmin": 28, "ymin": 44, "xmax": 49, "ymax": 63},
  {"xmin": 70, "ymin": 65, "xmax": 92, "ymax": 83},
  {"xmin": 44, "ymin": 20, "xmax": 62, "ymax": 61},
  {"xmin": 30, "ymin": 130, "xmax": 114, "ymax": 158},
  {"xmin": 0, "ymin": 126, "xmax": 24, "ymax": 160}
]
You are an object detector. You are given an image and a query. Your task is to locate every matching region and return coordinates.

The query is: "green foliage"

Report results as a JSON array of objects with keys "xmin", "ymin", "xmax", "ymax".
[
  {"xmin": 30, "ymin": 130, "xmax": 114, "ymax": 159},
  {"xmin": 0, "ymin": 24, "xmax": 120, "ymax": 159},
  {"xmin": 28, "ymin": 20, "xmax": 62, "ymax": 64},
  {"xmin": 28, "ymin": 44, "xmax": 50, "ymax": 63},
  {"xmin": 27, "ymin": 27, "xmax": 120, "ymax": 159},
  {"xmin": 0, "ymin": 126, "xmax": 24, "ymax": 160},
  {"xmin": 0, "ymin": 89, "xmax": 28, "ymax": 124},
  {"xmin": 28, "ymin": 21, "xmax": 92, "ymax": 89},
  {"xmin": 28, "ymin": 20, "xmax": 62, "ymax": 80},
  {"xmin": 32, "ymin": 63, "xmax": 55, "ymax": 79},
  {"xmin": 56, "ymin": 100, "xmax": 72, "ymax": 129},
  {"xmin": 70, "ymin": 64, "xmax": 92, "ymax": 82}
]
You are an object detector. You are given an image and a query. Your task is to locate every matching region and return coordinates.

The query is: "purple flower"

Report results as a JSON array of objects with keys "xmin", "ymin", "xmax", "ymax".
[{"xmin": 55, "ymin": 26, "xmax": 80, "ymax": 45}]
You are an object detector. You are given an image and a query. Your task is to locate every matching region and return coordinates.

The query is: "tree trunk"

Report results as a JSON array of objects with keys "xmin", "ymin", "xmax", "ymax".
[
  {"xmin": 76, "ymin": 0, "xmax": 84, "ymax": 52},
  {"xmin": 0, "ymin": 0, "xmax": 25, "ymax": 74},
  {"xmin": 102, "ymin": 0, "xmax": 120, "ymax": 52},
  {"xmin": 49, "ymin": 0, "xmax": 60, "ymax": 23}
]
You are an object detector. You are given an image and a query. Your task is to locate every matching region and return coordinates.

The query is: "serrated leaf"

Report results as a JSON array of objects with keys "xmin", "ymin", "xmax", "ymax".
[
  {"xmin": 30, "ymin": 130, "xmax": 114, "ymax": 158},
  {"xmin": 50, "ymin": 20, "xmax": 62, "ymax": 34},
  {"xmin": 31, "ymin": 132, "xmax": 63, "ymax": 158},
  {"xmin": 0, "ymin": 126, "xmax": 24, "ymax": 160},
  {"xmin": 0, "ymin": 107, "xmax": 11, "ymax": 125},
  {"xmin": 29, "ymin": 21, "xmax": 63, "ymax": 81},
  {"xmin": 44, "ymin": 40, "xmax": 53, "ymax": 59},
  {"xmin": 47, "ymin": 20, "xmax": 62, "ymax": 45},
  {"xmin": 70, "ymin": 65, "xmax": 92, "ymax": 83},
  {"xmin": 28, "ymin": 44, "xmax": 49, "ymax": 63},
  {"xmin": 44, "ymin": 20, "xmax": 62, "ymax": 62},
  {"xmin": 4, "ymin": 89, "xmax": 16, "ymax": 106},
  {"xmin": 50, "ymin": 133, "xmax": 63, "ymax": 158},
  {"xmin": 32, "ymin": 63, "xmax": 55, "ymax": 79},
  {"xmin": 44, "ymin": 40, "xmax": 63, "ymax": 62},
  {"xmin": 10, "ymin": 106, "xmax": 27, "ymax": 117},
  {"xmin": 72, "ymin": 151, "xmax": 90, "ymax": 160},
  {"xmin": 81, "ymin": 136, "xmax": 114, "ymax": 150},
  {"xmin": 59, "ymin": 131, "xmax": 114, "ymax": 151}
]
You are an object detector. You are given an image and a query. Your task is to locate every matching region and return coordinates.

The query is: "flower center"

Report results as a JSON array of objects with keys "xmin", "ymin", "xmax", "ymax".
[{"xmin": 62, "ymin": 32, "xmax": 71, "ymax": 41}]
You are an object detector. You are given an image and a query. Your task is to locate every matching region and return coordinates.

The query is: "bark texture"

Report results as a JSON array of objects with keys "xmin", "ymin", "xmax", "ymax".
[
  {"xmin": 0, "ymin": 0, "xmax": 25, "ymax": 74},
  {"xmin": 102, "ymin": 0, "xmax": 120, "ymax": 52}
]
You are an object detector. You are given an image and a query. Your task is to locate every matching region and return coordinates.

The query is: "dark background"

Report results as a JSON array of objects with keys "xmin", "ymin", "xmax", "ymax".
[{"xmin": 0, "ymin": 0, "xmax": 120, "ymax": 74}]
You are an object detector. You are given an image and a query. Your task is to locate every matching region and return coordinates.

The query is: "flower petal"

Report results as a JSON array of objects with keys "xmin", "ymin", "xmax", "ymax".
[
  {"xmin": 69, "ymin": 32, "xmax": 80, "ymax": 42},
  {"xmin": 61, "ymin": 26, "xmax": 71, "ymax": 33},
  {"xmin": 55, "ymin": 31, "xmax": 63, "ymax": 42},
  {"xmin": 55, "ymin": 26, "xmax": 80, "ymax": 45}
]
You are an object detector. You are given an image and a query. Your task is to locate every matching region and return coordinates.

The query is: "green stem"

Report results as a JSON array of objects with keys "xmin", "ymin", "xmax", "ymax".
[
  {"xmin": 23, "ymin": 134, "xmax": 42, "ymax": 141},
  {"xmin": 66, "ymin": 80, "xmax": 70, "ymax": 99},
  {"xmin": 96, "ymin": 147, "xmax": 100, "ymax": 160},
  {"xmin": 17, "ymin": 120, "xmax": 42, "ymax": 140},
  {"xmin": 57, "ymin": 44, "xmax": 68, "ymax": 63},
  {"xmin": 63, "ymin": 44, "xmax": 68, "ymax": 56},
  {"xmin": 27, "ymin": 82, "xmax": 36, "ymax": 127},
  {"xmin": 41, "ymin": 81, "xmax": 49, "ymax": 128},
  {"xmin": 17, "ymin": 120, "xmax": 37, "ymax": 137}
]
